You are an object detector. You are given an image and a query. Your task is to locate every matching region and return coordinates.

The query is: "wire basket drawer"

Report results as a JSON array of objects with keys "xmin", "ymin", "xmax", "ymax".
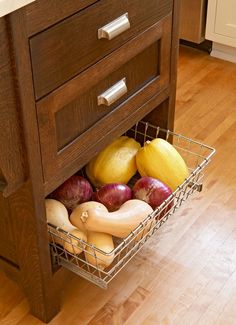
[{"xmin": 48, "ymin": 121, "xmax": 216, "ymax": 289}]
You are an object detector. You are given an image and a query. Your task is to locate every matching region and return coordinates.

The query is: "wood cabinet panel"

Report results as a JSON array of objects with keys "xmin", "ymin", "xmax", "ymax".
[
  {"xmin": 30, "ymin": 0, "xmax": 173, "ymax": 99},
  {"xmin": 0, "ymin": 195, "xmax": 17, "ymax": 264},
  {"xmin": 179, "ymin": 0, "xmax": 207, "ymax": 43},
  {"xmin": 55, "ymin": 42, "xmax": 159, "ymax": 151},
  {"xmin": 25, "ymin": 0, "xmax": 97, "ymax": 36},
  {"xmin": 0, "ymin": 19, "xmax": 26, "ymax": 197},
  {"xmin": 36, "ymin": 16, "xmax": 172, "ymax": 194}
]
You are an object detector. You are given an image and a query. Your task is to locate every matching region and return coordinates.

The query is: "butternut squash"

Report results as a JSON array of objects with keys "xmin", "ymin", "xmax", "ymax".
[
  {"xmin": 86, "ymin": 136, "xmax": 141, "ymax": 187},
  {"xmin": 70, "ymin": 201, "xmax": 108, "ymax": 233},
  {"xmin": 81, "ymin": 199, "xmax": 153, "ymax": 238},
  {"xmin": 85, "ymin": 232, "xmax": 114, "ymax": 270},
  {"xmin": 136, "ymin": 138, "xmax": 189, "ymax": 191},
  {"xmin": 45, "ymin": 199, "xmax": 87, "ymax": 255}
]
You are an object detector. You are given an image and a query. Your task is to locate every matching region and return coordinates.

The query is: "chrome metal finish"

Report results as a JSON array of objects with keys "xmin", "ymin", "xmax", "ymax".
[
  {"xmin": 97, "ymin": 78, "xmax": 127, "ymax": 106},
  {"xmin": 98, "ymin": 13, "xmax": 130, "ymax": 40},
  {"xmin": 48, "ymin": 121, "xmax": 216, "ymax": 289}
]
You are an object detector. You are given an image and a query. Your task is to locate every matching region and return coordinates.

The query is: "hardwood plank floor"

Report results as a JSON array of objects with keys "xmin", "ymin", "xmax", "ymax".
[{"xmin": 1, "ymin": 45, "xmax": 236, "ymax": 324}]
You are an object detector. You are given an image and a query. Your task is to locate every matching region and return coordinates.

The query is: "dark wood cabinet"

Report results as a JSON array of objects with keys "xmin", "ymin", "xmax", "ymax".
[
  {"xmin": 30, "ymin": 0, "xmax": 173, "ymax": 99},
  {"xmin": 0, "ymin": 0, "xmax": 180, "ymax": 322}
]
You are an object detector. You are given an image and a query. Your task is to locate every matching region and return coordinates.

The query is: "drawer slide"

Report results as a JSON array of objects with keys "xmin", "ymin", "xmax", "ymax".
[{"xmin": 48, "ymin": 121, "xmax": 215, "ymax": 289}]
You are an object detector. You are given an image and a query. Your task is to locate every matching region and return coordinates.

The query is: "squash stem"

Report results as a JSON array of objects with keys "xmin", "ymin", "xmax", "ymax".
[{"xmin": 80, "ymin": 211, "xmax": 88, "ymax": 223}]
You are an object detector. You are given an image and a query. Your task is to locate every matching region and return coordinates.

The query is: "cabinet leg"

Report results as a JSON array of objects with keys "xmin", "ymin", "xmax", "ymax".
[
  {"xmin": 23, "ymin": 285, "xmax": 60, "ymax": 323},
  {"xmin": 9, "ymin": 184, "xmax": 61, "ymax": 323}
]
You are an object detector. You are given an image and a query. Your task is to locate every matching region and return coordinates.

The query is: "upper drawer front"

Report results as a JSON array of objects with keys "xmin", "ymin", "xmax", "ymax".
[
  {"xmin": 37, "ymin": 16, "xmax": 171, "ymax": 194},
  {"xmin": 25, "ymin": 0, "xmax": 98, "ymax": 36},
  {"xmin": 30, "ymin": 0, "xmax": 173, "ymax": 99}
]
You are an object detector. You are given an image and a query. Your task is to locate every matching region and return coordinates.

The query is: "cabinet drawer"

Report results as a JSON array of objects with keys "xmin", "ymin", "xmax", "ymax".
[
  {"xmin": 37, "ymin": 16, "xmax": 172, "ymax": 194},
  {"xmin": 48, "ymin": 120, "xmax": 215, "ymax": 289},
  {"xmin": 30, "ymin": 0, "xmax": 173, "ymax": 99}
]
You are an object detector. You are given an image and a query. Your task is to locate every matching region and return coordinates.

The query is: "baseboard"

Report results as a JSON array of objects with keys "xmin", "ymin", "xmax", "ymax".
[
  {"xmin": 179, "ymin": 39, "xmax": 212, "ymax": 53},
  {"xmin": 211, "ymin": 42, "xmax": 236, "ymax": 63}
]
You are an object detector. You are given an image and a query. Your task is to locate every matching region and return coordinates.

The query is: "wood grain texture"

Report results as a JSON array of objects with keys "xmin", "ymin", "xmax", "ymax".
[
  {"xmin": 37, "ymin": 16, "xmax": 172, "ymax": 195},
  {"xmin": 25, "ymin": 0, "xmax": 98, "ymax": 36},
  {"xmin": 6, "ymin": 11, "xmax": 61, "ymax": 322},
  {"xmin": 29, "ymin": 0, "xmax": 173, "ymax": 99},
  {"xmin": 0, "ymin": 195, "xmax": 18, "ymax": 264},
  {"xmin": 179, "ymin": 0, "xmax": 207, "ymax": 44},
  {"xmin": 0, "ymin": 44, "xmax": 235, "ymax": 324},
  {"xmin": 0, "ymin": 18, "xmax": 26, "ymax": 197},
  {"xmin": 55, "ymin": 42, "xmax": 159, "ymax": 150}
]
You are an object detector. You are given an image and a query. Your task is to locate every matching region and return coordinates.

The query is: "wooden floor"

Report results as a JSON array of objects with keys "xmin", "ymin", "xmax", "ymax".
[{"xmin": 1, "ymin": 45, "xmax": 236, "ymax": 324}]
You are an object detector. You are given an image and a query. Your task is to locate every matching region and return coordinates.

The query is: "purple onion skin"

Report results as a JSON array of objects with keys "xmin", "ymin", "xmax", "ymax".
[
  {"xmin": 92, "ymin": 183, "xmax": 133, "ymax": 211},
  {"xmin": 50, "ymin": 175, "xmax": 93, "ymax": 211},
  {"xmin": 133, "ymin": 177, "xmax": 173, "ymax": 213}
]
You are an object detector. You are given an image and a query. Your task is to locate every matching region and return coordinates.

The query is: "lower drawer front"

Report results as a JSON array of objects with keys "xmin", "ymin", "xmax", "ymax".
[
  {"xmin": 48, "ymin": 120, "xmax": 215, "ymax": 289},
  {"xmin": 55, "ymin": 43, "xmax": 158, "ymax": 151},
  {"xmin": 37, "ymin": 16, "xmax": 172, "ymax": 194}
]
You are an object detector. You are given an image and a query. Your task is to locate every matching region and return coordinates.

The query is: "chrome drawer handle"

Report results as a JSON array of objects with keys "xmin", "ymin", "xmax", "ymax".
[
  {"xmin": 98, "ymin": 13, "xmax": 130, "ymax": 40},
  {"xmin": 97, "ymin": 78, "xmax": 127, "ymax": 106}
]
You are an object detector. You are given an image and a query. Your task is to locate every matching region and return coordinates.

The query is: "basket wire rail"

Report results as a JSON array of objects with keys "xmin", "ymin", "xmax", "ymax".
[{"xmin": 48, "ymin": 121, "xmax": 216, "ymax": 289}]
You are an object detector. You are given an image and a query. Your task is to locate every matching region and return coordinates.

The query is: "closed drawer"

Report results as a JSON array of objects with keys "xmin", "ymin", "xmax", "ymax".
[
  {"xmin": 37, "ymin": 16, "xmax": 172, "ymax": 195},
  {"xmin": 25, "ymin": 0, "xmax": 98, "ymax": 36},
  {"xmin": 30, "ymin": 0, "xmax": 173, "ymax": 99}
]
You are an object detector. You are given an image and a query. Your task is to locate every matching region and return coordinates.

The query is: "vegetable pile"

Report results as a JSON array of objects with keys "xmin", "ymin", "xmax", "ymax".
[{"xmin": 46, "ymin": 134, "xmax": 189, "ymax": 270}]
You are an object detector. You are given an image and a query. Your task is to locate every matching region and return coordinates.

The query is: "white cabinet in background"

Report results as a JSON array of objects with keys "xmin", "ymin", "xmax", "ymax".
[
  {"xmin": 179, "ymin": 0, "xmax": 207, "ymax": 44},
  {"xmin": 206, "ymin": 0, "xmax": 236, "ymax": 63}
]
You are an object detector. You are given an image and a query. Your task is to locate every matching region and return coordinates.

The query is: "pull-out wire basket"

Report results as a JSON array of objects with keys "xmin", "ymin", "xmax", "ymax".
[{"xmin": 48, "ymin": 121, "xmax": 216, "ymax": 289}]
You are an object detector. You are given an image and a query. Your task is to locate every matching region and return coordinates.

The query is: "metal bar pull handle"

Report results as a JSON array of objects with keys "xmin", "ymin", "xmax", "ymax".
[
  {"xmin": 98, "ymin": 13, "xmax": 130, "ymax": 40},
  {"xmin": 97, "ymin": 78, "xmax": 127, "ymax": 106}
]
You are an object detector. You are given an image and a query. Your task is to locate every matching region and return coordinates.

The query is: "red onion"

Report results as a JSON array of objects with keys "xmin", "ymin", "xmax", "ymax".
[
  {"xmin": 50, "ymin": 175, "xmax": 93, "ymax": 211},
  {"xmin": 92, "ymin": 183, "xmax": 132, "ymax": 211},
  {"xmin": 133, "ymin": 177, "xmax": 173, "ymax": 213}
]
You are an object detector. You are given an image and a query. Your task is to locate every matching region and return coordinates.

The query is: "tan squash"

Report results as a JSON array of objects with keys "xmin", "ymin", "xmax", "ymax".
[
  {"xmin": 81, "ymin": 199, "xmax": 153, "ymax": 238},
  {"xmin": 70, "ymin": 201, "xmax": 108, "ymax": 234},
  {"xmin": 45, "ymin": 199, "xmax": 87, "ymax": 255},
  {"xmin": 85, "ymin": 231, "xmax": 114, "ymax": 270}
]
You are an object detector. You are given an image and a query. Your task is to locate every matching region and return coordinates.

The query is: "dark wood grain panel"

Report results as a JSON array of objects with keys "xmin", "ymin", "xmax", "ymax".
[
  {"xmin": 55, "ymin": 42, "xmax": 159, "ymax": 150},
  {"xmin": 0, "ymin": 18, "xmax": 26, "ymax": 197},
  {"xmin": 8, "ymin": 10, "xmax": 61, "ymax": 322},
  {"xmin": 25, "ymin": 0, "xmax": 98, "ymax": 36},
  {"xmin": 30, "ymin": 0, "xmax": 173, "ymax": 99},
  {"xmin": 0, "ymin": 257, "xmax": 20, "ymax": 283},
  {"xmin": 37, "ymin": 16, "xmax": 172, "ymax": 194},
  {"xmin": 36, "ymin": 17, "xmax": 167, "ymax": 113},
  {"xmin": 168, "ymin": 0, "xmax": 181, "ymax": 131},
  {"xmin": 0, "ymin": 195, "xmax": 17, "ymax": 264}
]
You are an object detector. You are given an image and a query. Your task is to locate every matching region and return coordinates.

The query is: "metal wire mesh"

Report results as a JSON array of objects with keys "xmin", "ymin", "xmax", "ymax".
[{"xmin": 48, "ymin": 121, "xmax": 215, "ymax": 288}]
